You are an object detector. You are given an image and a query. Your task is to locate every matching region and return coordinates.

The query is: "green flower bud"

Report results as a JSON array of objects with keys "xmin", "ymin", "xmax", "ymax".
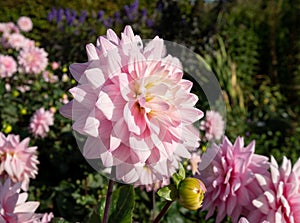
[
  {"xmin": 178, "ymin": 177, "xmax": 206, "ymax": 210},
  {"xmin": 20, "ymin": 108, "xmax": 27, "ymax": 115},
  {"xmin": 3, "ymin": 124, "xmax": 12, "ymax": 134}
]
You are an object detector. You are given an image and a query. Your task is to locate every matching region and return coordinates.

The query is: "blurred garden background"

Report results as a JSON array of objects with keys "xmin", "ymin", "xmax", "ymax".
[{"xmin": 0, "ymin": 0, "xmax": 299, "ymax": 222}]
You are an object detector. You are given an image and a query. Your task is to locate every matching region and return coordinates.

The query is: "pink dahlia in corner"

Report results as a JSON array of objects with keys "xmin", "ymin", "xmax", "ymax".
[
  {"xmin": 200, "ymin": 136, "xmax": 269, "ymax": 223},
  {"xmin": 29, "ymin": 108, "xmax": 54, "ymax": 138},
  {"xmin": 247, "ymin": 156, "xmax": 300, "ymax": 223},
  {"xmin": 200, "ymin": 110, "xmax": 225, "ymax": 141},
  {"xmin": 60, "ymin": 25, "xmax": 203, "ymax": 185},
  {"xmin": 0, "ymin": 133, "xmax": 39, "ymax": 191},
  {"xmin": 0, "ymin": 179, "xmax": 39, "ymax": 222}
]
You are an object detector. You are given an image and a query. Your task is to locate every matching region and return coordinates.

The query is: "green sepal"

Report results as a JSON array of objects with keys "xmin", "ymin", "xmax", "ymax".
[
  {"xmin": 157, "ymin": 184, "xmax": 178, "ymax": 201},
  {"xmin": 172, "ymin": 163, "xmax": 186, "ymax": 188}
]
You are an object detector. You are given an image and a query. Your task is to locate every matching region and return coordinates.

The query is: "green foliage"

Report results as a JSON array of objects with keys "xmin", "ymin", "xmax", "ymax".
[
  {"xmin": 0, "ymin": 0, "xmax": 300, "ymax": 222},
  {"xmin": 171, "ymin": 163, "xmax": 186, "ymax": 188},
  {"xmin": 108, "ymin": 185, "xmax": 135, "ymax": 223}
]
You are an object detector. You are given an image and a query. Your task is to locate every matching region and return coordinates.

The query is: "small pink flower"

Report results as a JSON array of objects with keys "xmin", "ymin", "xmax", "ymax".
[
  {"xmin": 60, "ymin": 94, "xmax": 69, "ymax": 104},
  {"xmin": 0, "ymin": 22, "xmax": 19, "ymax": 34},
  {"xmin": 0, "ymin": 179, "xmax": 40, "ymax": 223},
  {"xmin": 187, "ymin": 152, "xmax": 201, "ymax": 175},
  {"xmin": 247, "ymin": 156, "xmax": 300, "ymax": 223},
  {"xmin": 23, "ymin": 38, "xmax": 35, "ymax": 49},
  {"xmin": 51, "ymin": 61, "xmax": 59, "ymax": 70},
  {"xmin": 32, "ymin": 212, "xmax": 54, "ymax": 223},
  {"xmin": 29, "ymin": 108, "xmax": 54, "ymax": 138},
  {"xmin": 60, "ymin": 25, "xmax": 203, "ymax": 185},
  {"xmin": 0, "ymin": 133, "xmax": 39, "ymax": 191},
  {"xmin": 17, "ymin": 16, "xmax": 33, "ymax": 32},
  {"xmin": 4, "ymin": 33, "xmax": 26, "ymax": 50},
  {"xmin": 18, "ymin": 47, "xmax": 48, "ymax": 74},
  {"xmin": 141, "ymin": 177, "xmax": 170, "ymax": 192},
  {"xmin": 16, "ymin": 85, "xmax": 31, "ymax": 93},
  {"xmin": 0, "ymin": 54, "xmax": 17, "ymax": 78},
  {"xmin": 42, "ymin": 70, "xmax": 58, "ymax": 83},
  {"xmin": 200, "ymin": 110, "xmax": 225, "ymax": 141},
  {"xmin": 200, "ymin": 136, "xmax": 269, "ymax": 223}
]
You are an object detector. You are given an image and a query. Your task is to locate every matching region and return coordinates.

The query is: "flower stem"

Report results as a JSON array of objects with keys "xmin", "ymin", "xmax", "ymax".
[
  {"xmin": 102, "ymin": 179, "xmax": 114, "ymax": 223},
  {"xmin": 152, "ymin": 200, "xmax": 173, "ymax": 223}
]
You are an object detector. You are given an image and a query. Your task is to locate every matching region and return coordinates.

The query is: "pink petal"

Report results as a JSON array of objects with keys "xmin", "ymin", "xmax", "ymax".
[
  {"xmin": 69, "ymin": 62, "xmax": 89, "ymax": 83},
  {"xmin": 96, "ymin": 91, "xmax": 114, "ymax": 120},
  {"xmin": 83, "ymin": 137, "xmax": 107, "ymax": 159},
  {"xmin": 86, "ymin": 43, "xmax": 99, "ymax": 60},
  {"xmin": 106, "ymin": 29, "xmax": 119, "ymax": 45}
]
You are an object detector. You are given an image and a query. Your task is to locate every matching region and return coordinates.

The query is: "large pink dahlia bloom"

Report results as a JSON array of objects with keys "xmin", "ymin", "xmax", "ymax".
[
  {"xmin": 0, "ymin": 179, "xmax": 39, "ymax": 223},
  {"xmin": 0, "ymin": 133, "xmax": 39, "ymax": 191},
  {"xmin": 200, "ymin": 136, "xmax": 269, "ymax": 223},
  {"xmin": 60, "ymin": 25, "xmax": 203, "ymax": 185},
  {"xmin": 247, "ymin": 156, "xmax": 300, "ymax": 223},
  {"xmin": 29, "ymin": 108, "xmax": 54, "ymax": 138},
  {"xmin": 18, "ymin": 47, "xmax": 48, "ymax": 74}
]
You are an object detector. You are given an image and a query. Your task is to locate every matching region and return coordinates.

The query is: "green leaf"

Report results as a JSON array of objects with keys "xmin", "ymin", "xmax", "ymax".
[
  {"xmin": 0, "ymin": 81, "xmax": 5, "ymax": 96},
  {"xmin": 51, "ymin": 217, "xmax": 71, "ymax": 223},
  {"xmin": 108, "ymin": 185, "xmax": 135, "ymax": 223},
  {"xmin": 87, "ymin": 197, "xmax": 105, "ymax": 223},
  {"xmin": 157, "ymin": 184, "xmax": 178, "ymax": 201},
  {"xmin": 172, "ymin": 163, "xmax": 186, "ymax": 188}
]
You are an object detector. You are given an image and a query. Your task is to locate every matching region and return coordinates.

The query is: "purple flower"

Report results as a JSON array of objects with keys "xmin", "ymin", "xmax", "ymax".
[
  {"xmin": 97, "ymin": 10, "xmax": 104, "ymax": 20},
  {"xmin": 57, "ymin": 8, "xmax": 64, "ymax": 23},
  {"xmin": 146, "ymin": 19, "xmax": 155, "ymax": 27},
  {"xmin": 141, "ymin": 8, "xmax": 147, "ymax": 17},
  {"xmin": 47, "ymin": 8, "xmax": 57, "ymax": 22},
  {"xmin": 156, "ymin": 0, "xmax": 164, "ymax": 11},
  {"xmin": 79, "ymin": 10, "xmax": 88, "ymax": 23},
  {"xmin": 65, "ymin": 8, "xmax": 76, "ymax": 26},
  {"xmin": 114, "ymin": 12, "xmax": 122, "ymax": 24},
  {"xmin": 124, "ymin": 0, "xmax": 139, "ymax": 21},
  {"xmin": 102, "ymin": 17, "xmax": 113, "ymax": 28}
]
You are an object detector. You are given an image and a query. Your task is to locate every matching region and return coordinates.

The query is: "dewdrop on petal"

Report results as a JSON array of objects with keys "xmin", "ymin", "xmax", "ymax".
[{"xmin": 178, "ymin": 177, "xmax": 206, "ymax": 210}]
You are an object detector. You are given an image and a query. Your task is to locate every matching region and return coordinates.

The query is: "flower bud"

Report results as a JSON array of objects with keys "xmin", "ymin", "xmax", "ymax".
[
  {"xmin": 178, "ymin": 177, "xmax": 206, "ymax": 210},
  {"xmin": 3, "ymin": 124, "xmax": 12, "ymax": 134}
]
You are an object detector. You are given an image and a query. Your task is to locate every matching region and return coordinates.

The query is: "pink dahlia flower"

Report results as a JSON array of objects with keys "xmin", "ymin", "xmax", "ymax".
[
  {"xmin": 30, "ymin": 108, "xmax": 54, "ymax": 138},
  {"xmin": 42, "ymin": 70, "xmax": 58, "ymax": 83},
  {"xmin": 17, "ymin": 16, "xmax": 33, "ymax": 32},
  {"xmin": 200, "ymin": 110, "xmax": 225, "ymax": 141},
  {"xmin": 0, "ymin": 133, "xmax": 39, "ymax": 191},
  {"xmin": 0, "ymin": 179, "xmax": 39, "ymax": 223},
  {"xmin": 0, "ymin": 22, "xmax": 19, "ymax": 34},
  {"xmin": 200, "ymin": 136, "xmax": 269, "ymax": 223},
  {"xmin": 32, "ymin": 212, "xmax": 54, "ymax": 223},
  {"xmin": 51, "ymin": 61, "xmax": 59, "ymax": 70},
  {"xmin": 4, "ymin": 33, "xmax": 26, "ymax": 50},
  {"xmin": 187, "ymin": 152, "xmax": 201, "ymax": 175},
  {"xmin": 18, "ymin": 47, "xmax": 48, "ymax": 74},
  {"xmin": 0, "ymin": 54, "xmax": 17, "ymax": 78},
  {"xmin": 247, "ymin": 156, "xmax": 300, "ymax": 223},
  {"xmin": 60, "ymin": 25, "xmax": 203, "ymax": 185}
]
